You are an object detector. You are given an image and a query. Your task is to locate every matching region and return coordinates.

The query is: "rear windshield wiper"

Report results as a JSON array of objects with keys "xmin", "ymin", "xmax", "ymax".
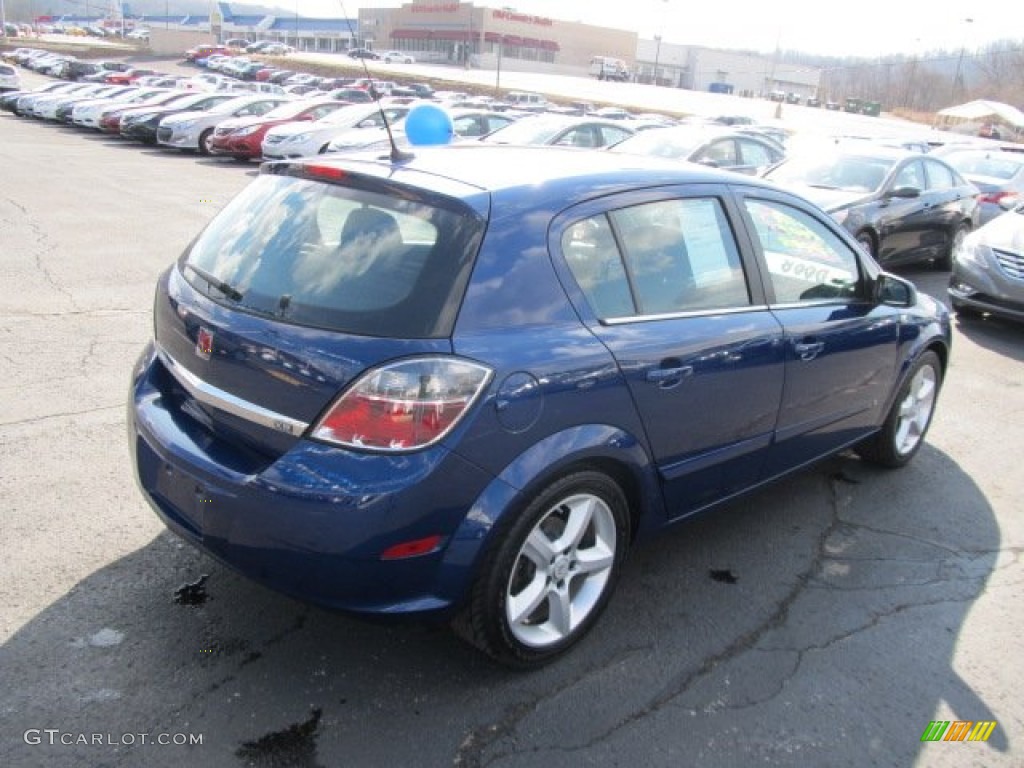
[{"xmin": 183, "ymin": 263, "xmax": 243, "ymax": 302}]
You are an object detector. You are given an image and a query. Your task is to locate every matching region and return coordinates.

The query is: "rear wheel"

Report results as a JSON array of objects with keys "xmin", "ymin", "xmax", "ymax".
[
  {"xmin": 936, "ymin": 223, "xmax": 969, "ymax": 271},
  {"xmin": 198, "ymin": 129, "xmax": 214, "ymax": 156},
  {"xmin": 454, "ymin": 470, "xmax": 630, "ymax": 668},
  {"xmin": 856, "ymin": 351, "xmax": 942, "ymax": 468}
]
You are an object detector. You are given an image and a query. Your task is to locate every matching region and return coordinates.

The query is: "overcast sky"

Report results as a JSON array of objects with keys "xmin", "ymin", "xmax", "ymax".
[{"xmin": 303, "ymin": 0, "xmax": 1017, "ymax": 58}]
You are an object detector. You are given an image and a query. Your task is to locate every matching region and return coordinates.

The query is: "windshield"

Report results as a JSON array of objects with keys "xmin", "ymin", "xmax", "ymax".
[
  {"xmin": 180, "ymin": 175, "xmax": 483, "ymax": 338},
  {"xmin": 261, "ymin": 100, "xmax": 321, "ymax": 120},
  {"xmin": 610, "ymin": 127, "xmax": 706, "ymax": 158},
  {"xmin": 482, "ymin": 117, "xmax": 569, "ymax": 145},
  {"xmin": 944, "ymin": 152, "xmax": 1024, "ymax": 181},
  {"xmin": 766, "ymin": 154, "xmax": 896, "ymax": 192}
]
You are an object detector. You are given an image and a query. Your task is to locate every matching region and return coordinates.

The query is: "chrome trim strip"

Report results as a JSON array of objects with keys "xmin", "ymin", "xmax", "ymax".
[
  {"xmin": 601, "ymin": 304, "xmax": 771, "ymax": 325},
  {"xmin": 158, "ymin": 348, "xmax": 309, "ymax": 437}
]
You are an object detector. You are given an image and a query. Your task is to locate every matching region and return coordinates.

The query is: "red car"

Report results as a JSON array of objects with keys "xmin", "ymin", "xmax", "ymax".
[
  {"xmin": 104, "ymin": 68, "xmax": 161, "ymax": 85},
  {"xmin": 98, "ymin": 90, "xmax": 187, "ymax": 134},
  {"xmin": 208, "ymin": 98, "xmax": 349, "ymax": 160}
]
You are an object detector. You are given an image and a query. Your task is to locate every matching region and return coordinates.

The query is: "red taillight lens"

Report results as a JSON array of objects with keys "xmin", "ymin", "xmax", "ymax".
[
  {"xmin": 978, "ymin": 190, "xmax": 1012, "ymax": 204},
  {"xmin": 306, "ymin": 164, "xmax": 346, "ymax": 180},
  {"xmin": 311, "ymin": 358, "xmax": 492, "ymax": 452}
]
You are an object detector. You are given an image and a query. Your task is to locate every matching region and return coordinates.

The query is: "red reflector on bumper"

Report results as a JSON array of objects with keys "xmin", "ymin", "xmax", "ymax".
[{"xmin": 380, "ymin": 535, "xmax": 444, "ymax": 560}]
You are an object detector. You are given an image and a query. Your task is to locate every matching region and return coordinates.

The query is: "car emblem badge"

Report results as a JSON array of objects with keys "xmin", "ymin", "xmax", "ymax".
[{"xmin": 196, "ymin": 327, "xmax": 213, "ymax": 360}]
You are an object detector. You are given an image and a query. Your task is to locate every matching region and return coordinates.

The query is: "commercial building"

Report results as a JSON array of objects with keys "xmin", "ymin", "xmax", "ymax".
[
  {"xmin": 358, "ymin": 1, "xmax": 636, "ymax": 74},
  {"xmin": 634, "ymin": 38, "xmax": 821, "ymax": 100}
]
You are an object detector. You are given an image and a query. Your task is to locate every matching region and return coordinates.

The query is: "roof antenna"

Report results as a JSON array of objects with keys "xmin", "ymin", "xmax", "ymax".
[{"xmin": 337, "ymin": 0, "xmax": 414, "ymax": 162}]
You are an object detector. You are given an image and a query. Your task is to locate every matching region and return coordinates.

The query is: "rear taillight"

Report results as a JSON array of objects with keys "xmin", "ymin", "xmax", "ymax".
[
  {"xmin": 311, "ymin": 358, "xmax": 492, "ymax": 452},
  {"xmin": 978, "ymin": 190, "xmax": 1012, "ymax": 205}
]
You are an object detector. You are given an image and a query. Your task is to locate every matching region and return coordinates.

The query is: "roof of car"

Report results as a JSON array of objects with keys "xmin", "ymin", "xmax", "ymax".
[{"xmin": 271, "ymin": 144, "xmax": 774, "ymax": 219}]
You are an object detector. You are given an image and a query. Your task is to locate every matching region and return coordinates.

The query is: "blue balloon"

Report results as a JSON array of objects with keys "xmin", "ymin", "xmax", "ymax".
[{"xmin": 404, "ymin": 104, "xmax": 454, "ymax": 146}]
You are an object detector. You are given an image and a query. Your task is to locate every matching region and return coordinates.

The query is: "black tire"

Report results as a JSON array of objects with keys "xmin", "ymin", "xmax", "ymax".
[
  {"xmin": 453, "ymin": 470, "xmax": 631, "ymax": 668},
  {"xmin": 936, "ymin": 223, "xmax": 969, "ymax": 271},
  {"xmin": 856, "ymin": 350, "xmax": 942, "ymax": 468},
  {"xmin": 198, "ymin": 129, "xmax": 214, "ymax": 156}
]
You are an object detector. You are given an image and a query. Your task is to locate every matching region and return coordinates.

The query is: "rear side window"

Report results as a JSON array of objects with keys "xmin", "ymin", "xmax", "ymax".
[
  {"xmin": 181, "ymin": 175, "xmax": 482, "ymax": 338},
  {"xmin": 563, "ymin": 197, "xmax": 751, "ymax": 319}
]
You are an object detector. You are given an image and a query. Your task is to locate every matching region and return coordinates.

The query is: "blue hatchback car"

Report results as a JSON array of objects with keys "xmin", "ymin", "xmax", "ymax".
[{"xmin": 129, "ymin": 145, "xmax": 951, "ymax": 667}]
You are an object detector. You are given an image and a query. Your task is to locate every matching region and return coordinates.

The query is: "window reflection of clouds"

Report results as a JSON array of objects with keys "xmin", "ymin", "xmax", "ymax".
[{"xmin": 186, "ymin": 175, "xmax": 443, "ymax": 314}]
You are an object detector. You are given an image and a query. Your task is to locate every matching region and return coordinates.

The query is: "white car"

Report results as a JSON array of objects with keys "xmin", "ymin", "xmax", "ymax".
[
  {"xmin": 382, "ymin": 51, "xmax": 415, "ymax": 64},
  {"xmin": 157, "ymin": 94, "xmax": 291, "ymax": 154},
  {"xmin": 261, "ymin": 103, "xmax": 412, "ymax": 159},
  {"xmin": 71, "ymin": 88, "xmax": 169, "ymax": 128},
  {"xmin": 0, "ymin": 63, "xmax": 21, "ymax": 93}
]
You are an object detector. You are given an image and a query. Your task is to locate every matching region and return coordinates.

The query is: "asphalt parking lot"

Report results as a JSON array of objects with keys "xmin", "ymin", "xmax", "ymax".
[{"xmin": 1, "ymin": 65, "xmax": 1023, "ymax": 768}]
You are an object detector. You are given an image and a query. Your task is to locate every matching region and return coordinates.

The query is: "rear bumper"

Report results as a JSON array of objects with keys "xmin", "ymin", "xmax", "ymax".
[{"xmin": 128, "ymin": 342, "xmax": 498, "ymax": 616}]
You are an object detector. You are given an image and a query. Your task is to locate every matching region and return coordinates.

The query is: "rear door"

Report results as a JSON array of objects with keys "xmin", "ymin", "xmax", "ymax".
[{"xmin": 555, "ymin": 186, "xmax": 786, "ymax": 518}]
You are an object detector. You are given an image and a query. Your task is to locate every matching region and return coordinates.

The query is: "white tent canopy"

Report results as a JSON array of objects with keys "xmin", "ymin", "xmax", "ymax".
[{"xmin": 937, "ymin": 100, "xmax": 1024, "ymax": 128}]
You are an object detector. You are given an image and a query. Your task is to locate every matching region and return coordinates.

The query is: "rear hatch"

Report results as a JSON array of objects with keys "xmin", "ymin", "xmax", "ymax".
[{"xmin": 152, "ymin": 163, "xmax": 488, "ymax": 467}]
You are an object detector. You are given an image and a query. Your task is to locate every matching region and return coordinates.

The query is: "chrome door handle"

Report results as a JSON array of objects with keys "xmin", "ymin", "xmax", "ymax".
[
  {"xmin": 794, "ymin": 341, "xmax": 825, "ymax": 361},
  {"xmin": 646, "ymin": 365, "xmax": 693, "ymax": 387}
]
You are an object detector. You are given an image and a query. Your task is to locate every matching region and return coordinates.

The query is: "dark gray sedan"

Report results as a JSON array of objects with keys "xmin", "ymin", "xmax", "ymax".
[
  {"xmin": 764, "ymin": 147, "xmax": 980, "ymax": 270},
  {"xmin": 949, "ymin": 200, "xmax": 1024, "ymax": 323}
]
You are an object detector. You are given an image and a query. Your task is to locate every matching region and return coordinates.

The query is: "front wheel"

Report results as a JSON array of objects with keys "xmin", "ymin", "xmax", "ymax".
[
  {"xmin": 856, "ymin": 230, "xmax": 876, "ymax": 258},
  {"xmin": 856, "ymin": 350, "xmax": 942, "ymax": 468},
  {"xmin": 454, "ymin": 470, "xmax": 630, "ymax": 668}
]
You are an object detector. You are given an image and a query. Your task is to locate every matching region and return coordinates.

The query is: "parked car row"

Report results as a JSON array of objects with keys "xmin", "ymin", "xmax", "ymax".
[{"xmin": 8, "ymin": 57, "xmax": 1019, "ymax": 327}]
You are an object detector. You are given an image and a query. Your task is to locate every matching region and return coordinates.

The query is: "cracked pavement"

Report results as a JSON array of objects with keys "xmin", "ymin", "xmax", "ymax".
[{"xmin": 1, "ymin": 66, "xmax": 1022, "ymax": 768}]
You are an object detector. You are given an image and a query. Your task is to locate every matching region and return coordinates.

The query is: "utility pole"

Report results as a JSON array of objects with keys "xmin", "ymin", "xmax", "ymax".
[{"xmin": 951, "ymin": 18, "xmax": 974, "ymax": 102}]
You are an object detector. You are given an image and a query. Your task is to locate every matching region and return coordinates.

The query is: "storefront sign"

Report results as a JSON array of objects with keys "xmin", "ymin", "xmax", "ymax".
[
  {"xmin": 491, "ymin": 9, "xmax": 553, "ymax": 26},
  {"xmin": 411, "ymin": 3, "xmax": 460, "ymax": 12}
]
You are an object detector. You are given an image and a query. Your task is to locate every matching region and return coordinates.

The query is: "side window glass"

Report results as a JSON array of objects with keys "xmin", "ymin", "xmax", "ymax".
[
  {"xmin": 744, "ymin": 199, "xmax": 863, "ymax": 304},
  {"xmin": 561, "ymin": 215, "xmax": 634, "ymax": 318},
  {"xmin": 611, "ymin": 198, "xmax": 750, "ymax": 314},
  {"xmin": 738, "ymin": 140, "xmax": 773, "ymax": 169},
  {"xmin": 601, "ymin": 125, "xmax": 633, "ymax": 146},
  {"xmin": 893, "ymin": 160, "xmax": 924, "ymax": 190},
  {"xmin": 703, "ymin": 139, "xmax": 737, "ymax": 166},
  {"xmin": 924, "ymin": 159, "xmax": 956, "ymax": 190}
]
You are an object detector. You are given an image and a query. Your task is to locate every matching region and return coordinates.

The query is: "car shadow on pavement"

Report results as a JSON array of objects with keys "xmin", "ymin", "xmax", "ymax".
[
  {"xmin": 0, "ymin": 448, "xmax": 1008, "ymax": 767},
  {"xmin": 953, "ymin": 313, "xmax": 1024, "ymax": 360}
]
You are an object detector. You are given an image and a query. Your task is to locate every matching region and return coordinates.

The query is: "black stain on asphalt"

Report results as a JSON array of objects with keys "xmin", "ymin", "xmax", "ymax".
[
  {"xmin": 174, "ymin": 574, "xmax": 209, "ymax": 605},
  {"xmin": 709, "ymin": 568, "xmax": 738, "ymax": 584},
  {"xmin": 830, "ymin": 471, "xmax": 861, "ymax": 485},
  {"xmin": 236, "ymin": 707, "xmax": 323, "ymax": 768}
]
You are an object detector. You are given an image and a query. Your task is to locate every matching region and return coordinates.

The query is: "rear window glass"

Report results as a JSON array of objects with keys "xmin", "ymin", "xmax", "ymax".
[{"xmin": 181, "ymin": 175, "xmax": 482, "ymax": 338}]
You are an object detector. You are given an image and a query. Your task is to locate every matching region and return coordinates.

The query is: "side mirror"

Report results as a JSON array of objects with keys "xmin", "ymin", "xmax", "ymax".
[
  {"xmin": 887, "ymin": 186, "xmax": 920, "ymax": 199},
  {"xmin": 875, "ymin": 272, "xmax": 917, "ymax": 307}
]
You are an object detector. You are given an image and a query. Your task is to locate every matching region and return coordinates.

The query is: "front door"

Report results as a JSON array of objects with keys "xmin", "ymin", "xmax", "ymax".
[{"xmin": 739, "ymin": 192, "xmax": 901, "ymax": 476}]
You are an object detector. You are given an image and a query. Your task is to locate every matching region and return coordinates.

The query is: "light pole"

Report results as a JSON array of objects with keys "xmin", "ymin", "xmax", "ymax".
[
  {"xmin": 652, "ymin": 34, "xmax": 662, "ymax": 86},
  {"xmin": 951, "ymin": 17, "xmax": 974, "ymax": 102},
  {"xmin": 494, "ymin": 36, "xmax": 503, "ymax": 98}
]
